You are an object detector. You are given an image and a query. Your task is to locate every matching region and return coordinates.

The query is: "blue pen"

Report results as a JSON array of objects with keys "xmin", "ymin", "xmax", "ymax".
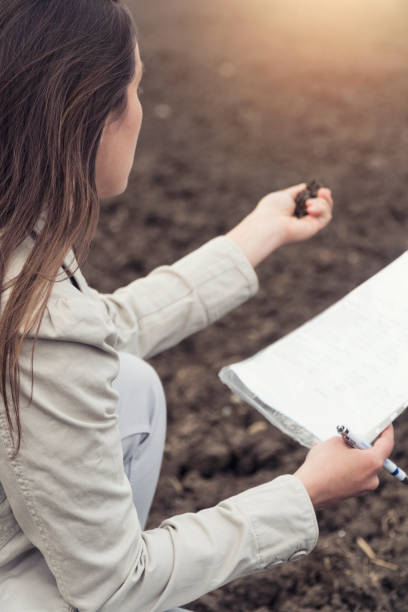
[{"xmin": 337, "ymin": 425, "xmax": 408, "ymax": 485}]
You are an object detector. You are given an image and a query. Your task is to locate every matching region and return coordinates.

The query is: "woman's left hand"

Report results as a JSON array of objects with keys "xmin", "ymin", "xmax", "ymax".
[{"xmin": 226, "ymin": 183, "xmax": 334, "ymax": 268}]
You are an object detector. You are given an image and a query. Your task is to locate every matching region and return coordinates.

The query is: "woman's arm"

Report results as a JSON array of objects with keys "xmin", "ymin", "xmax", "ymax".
[
  {"xmin": 95, "ymin": 184, "xmax": 333, "ymax": 359},
  {"xmin": 96, "ymin": 234, "xmax": 259, "ymax": 359}
]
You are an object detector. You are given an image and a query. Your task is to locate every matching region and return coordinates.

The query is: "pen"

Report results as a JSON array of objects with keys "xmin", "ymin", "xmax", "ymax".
[{"xmin": 337, "ymin": 425, "xmax": 408, "ymax": 485}]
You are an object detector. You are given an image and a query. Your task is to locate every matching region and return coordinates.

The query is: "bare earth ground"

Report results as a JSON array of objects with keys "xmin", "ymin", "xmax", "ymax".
[{"xmin": 83, "ymin": 2, "xmax": 408, "ymax": 610}]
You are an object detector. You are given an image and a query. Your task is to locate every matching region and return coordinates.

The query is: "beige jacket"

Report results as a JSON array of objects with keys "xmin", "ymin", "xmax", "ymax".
[{"xmin": 0, "ymin": 233, "xmax": 318, "ymax": 612}]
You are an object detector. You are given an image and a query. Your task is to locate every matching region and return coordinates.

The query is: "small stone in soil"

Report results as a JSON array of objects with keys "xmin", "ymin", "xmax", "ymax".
[{"xmin": 294, "ymin": 180, "xmax": 321, "ymax": 218}]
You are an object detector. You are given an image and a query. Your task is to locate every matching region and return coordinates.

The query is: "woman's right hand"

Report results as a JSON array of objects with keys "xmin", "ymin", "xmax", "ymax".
[
  {"xmin": 294, "ymin": 425, "xmax": 395, "ymax": 508},
  {"xmin": 226, "ymin": 183, "xmax": 333, "ymax": 268}
]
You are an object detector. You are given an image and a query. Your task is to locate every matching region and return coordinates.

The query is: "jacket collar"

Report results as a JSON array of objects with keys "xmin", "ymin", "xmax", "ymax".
[{"xmin": 30, "ymin": 212, "xmax": 85, "ymax": 293}]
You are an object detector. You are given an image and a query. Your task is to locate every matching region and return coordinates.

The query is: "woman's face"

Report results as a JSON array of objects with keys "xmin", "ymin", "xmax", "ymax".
[{"xmin": 95, "ymin": 44, "xmax": 143, "ymax": 199}]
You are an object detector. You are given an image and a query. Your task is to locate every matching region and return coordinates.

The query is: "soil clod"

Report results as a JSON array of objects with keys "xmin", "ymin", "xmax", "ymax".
[{"xmin": 294, "ymin": 180, "xmax": 322, "ymax": 218}]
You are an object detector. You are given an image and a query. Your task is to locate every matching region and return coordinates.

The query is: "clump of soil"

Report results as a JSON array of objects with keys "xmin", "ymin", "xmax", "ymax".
[{"xmin": 294, "ymin": 180, "xmax": 322, "ymax": 218}]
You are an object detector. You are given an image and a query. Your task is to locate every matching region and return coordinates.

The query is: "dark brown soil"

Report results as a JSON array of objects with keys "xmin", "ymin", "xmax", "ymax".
[
  {"xmin": 295, "ymin": 180, "xmax": 321, "ymax": 218},
  {"xmin": 84, "ymin": 1, "xmax": 408, "ymax": 610}
]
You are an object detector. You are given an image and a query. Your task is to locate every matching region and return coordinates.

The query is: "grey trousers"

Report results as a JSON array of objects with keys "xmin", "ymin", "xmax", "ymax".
[{"xmin": 113, "ymin": 351, "xmax": 190, "ymax": 612}]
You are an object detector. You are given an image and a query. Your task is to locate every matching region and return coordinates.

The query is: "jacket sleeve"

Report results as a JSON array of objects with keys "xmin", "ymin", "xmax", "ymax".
[
  {"xmin": 0, "ymin": 295, "xmax": 318, "ymax": 612},
  {"xmin": 95, "ymin": 235, "xmax": 259, "ymax": 358}
]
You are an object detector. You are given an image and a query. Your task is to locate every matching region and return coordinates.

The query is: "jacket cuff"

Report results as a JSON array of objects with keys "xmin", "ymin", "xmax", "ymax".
[
  {"xmin": 222, "ymin": 474, "xmax": 319, "ymax": 569},
  {"xmin": 171, "ymin": 235, "xmax": 259, "ymax": 323},
  {"xmin": 220, "ymin": 234, "xmax": 259, "ymax": 294}
]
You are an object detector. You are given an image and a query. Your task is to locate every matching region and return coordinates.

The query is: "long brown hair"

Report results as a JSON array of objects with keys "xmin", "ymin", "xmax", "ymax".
[{"xmin": 0, "ymin": 0, "xmax": 137, "ymax": 456}]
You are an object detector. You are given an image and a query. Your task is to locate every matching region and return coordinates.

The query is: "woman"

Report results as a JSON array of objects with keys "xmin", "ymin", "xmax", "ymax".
[{"xmin": 0, "ymin": 2, "xmax": 393, "ymax": 611}]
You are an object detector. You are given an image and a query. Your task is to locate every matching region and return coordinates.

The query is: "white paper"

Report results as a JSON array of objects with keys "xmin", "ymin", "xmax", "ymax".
[{"xmin": 222, "ymin": 251, "xmax": 408, "ymax": 444}]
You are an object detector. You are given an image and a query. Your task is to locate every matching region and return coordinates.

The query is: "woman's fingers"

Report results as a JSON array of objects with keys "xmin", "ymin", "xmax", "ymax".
[
  {"xmin": 372, "ymin": 424, "xmax": 395, "ymax": 461},
  {"xmin": 306, "ymin": 197, "xmax": 331, "ymax": 217},
  {"xmin": 317, "ymin": 187, "xmax": 334, "ymax": 209},
  {"xmin": 303, "ymin": 198, "xmax": 333, "ymax": 231},
  {"xmin": 285, "ymin": 183, "xmax": 333, "ymax": 209}
]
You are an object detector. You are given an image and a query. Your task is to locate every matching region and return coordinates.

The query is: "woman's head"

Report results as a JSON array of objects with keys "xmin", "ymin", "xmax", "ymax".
[{"xmin": 0, "ymin": 0, "xmax": 139, "ymax": 455}]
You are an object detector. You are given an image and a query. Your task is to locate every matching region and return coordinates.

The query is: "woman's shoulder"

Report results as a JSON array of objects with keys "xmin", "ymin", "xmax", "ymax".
[
  {"xmin": 44, "ymin": 289, "xmax": 117, "ymax": 349},
  {"xmin": 8, "ymin": 237, "xmax": 117, "ymax": 349}
]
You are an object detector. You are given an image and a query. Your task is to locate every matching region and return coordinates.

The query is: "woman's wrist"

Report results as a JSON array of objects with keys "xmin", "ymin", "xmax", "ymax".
[
  {"xmin": 293, "ymin": 469, "xmax": 320, "ymax": 508},
  {"xmin": 226, "ymin": 211, "xmax": 284, "ymax": 268}
]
